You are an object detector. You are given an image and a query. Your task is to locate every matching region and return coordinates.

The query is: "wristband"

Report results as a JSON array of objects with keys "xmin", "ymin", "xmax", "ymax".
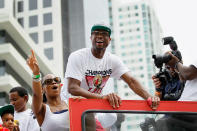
[
  {"xmin": 32, "ymin": 74, "xmax": 41, "ymax": 79},
  {"xmin": 155, "ymin": 91, "xmax": 161, "ymax": 96},
  {"xmin": 147, "ymin": 97, "xmax": 152, "ymax": 106},
  {"xmin": 33, "ymin": 78, "xmax": 41, "ymax": 82},
  {"xmin": 155, "ymin": 87, "xmax": 162, "ymax": 92}
]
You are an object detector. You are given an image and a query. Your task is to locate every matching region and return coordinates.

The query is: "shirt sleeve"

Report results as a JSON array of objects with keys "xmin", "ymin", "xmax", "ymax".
[
  {"xmin": 65, "ymin": 52, "xmax": 83, "ymax": 81},
  {"xmin": 111, "ymin": 55, "xmax": 129, "ymax": 79}
]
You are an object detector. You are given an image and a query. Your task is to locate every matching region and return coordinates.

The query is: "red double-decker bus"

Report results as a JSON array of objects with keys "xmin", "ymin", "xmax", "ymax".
[{"xmin": 69, "ymin": 99, "xmax": 197, "ymax": 131}]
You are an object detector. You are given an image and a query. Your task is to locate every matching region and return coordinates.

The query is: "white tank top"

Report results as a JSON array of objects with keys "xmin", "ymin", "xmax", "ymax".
[{"xmin": 41, "ymin": 105, "xmax": 69, "ymax": 131}]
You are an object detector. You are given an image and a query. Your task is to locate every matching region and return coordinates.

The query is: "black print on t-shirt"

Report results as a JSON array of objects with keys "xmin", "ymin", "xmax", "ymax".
[
  {"xmin": 85, "ymin": 69, "xmax": 112, "ymax": 76},
  {"xmin": 85, "ymin": 69, "xmax": 112, "ymax": 94}
]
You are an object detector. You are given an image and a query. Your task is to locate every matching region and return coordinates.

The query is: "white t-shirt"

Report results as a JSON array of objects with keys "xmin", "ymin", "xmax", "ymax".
[
  {"xmin": 179, "ymin": 60, "xmax": 197, "ymax": 101},
  {"xmin": 41, "ymin": 105, "xmax": 69, "ymax": 131},
  {"xmin": 61, "ymin": 48, "xmax": 129, "ymax": 102},
  {"xmin": 14, "ymin": 109, "xmax": 40, "ymax": 131},
  {"xmin": 95, "ymin": 113, "xmax": 117, "ymax": 128}
]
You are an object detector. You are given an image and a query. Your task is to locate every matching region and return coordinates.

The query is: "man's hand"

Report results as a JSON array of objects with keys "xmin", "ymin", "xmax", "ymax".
[
  {"xmin": 102, "ymin": 93, "xmax": 121, "ymax": 109},
  {"xmin": 152, "ymin": 76, "xmax": 161, "ymax": 89},
  {"xmin": 147, "ymin": 96, "xmax": 160, "ymax": 110},
  {"xmin": 166, "ymin": 52, "xmax": 180, "ymax": 68}
]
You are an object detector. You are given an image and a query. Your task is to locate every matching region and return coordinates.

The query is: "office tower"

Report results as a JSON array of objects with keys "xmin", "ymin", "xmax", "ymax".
[
  {"xmin": 14, "ymin": 0, "xmax": 86, "ymax": 77},
  {"xmin": 0, "ymin": 0, "xmax": 54, "ymax": 105},
  {"xmin": 109, "ymin": 0, "xmax": 163, "ymax": 130}
]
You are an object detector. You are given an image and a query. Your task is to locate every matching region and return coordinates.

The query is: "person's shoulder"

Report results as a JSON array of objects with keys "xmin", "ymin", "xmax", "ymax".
[
  {"xmin": 106, "ymin": 52, "xmax": 121, "ymax": 61},
  {"xmin": 70, "ymin": 48, "xmax": 90, "ymax": 57}
]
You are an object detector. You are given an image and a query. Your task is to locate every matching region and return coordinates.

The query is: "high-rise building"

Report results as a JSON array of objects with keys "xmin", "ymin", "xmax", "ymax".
[
  {"xmin": 108, "ymin": 0, "xmax": 163, "ymax": 130},
  {"xmin": 0, "ymin": 0, "xmax": 54, "ymax": 105},
  {"xmin": 14, "ymin": 0, "xmax": 87, "ymax": 77}
]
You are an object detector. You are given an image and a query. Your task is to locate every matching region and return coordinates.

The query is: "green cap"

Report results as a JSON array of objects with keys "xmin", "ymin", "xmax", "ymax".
[
  {"xmin": 0, "ymin": 105, "xmax": 14, "ymax": 117},
  {"xmin": 91, "ymin": 23, "xmax": 111, "ymax": 36}
]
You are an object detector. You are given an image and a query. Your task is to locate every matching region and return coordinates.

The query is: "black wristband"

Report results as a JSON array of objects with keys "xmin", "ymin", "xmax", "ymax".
[{"xmin": 156, "ymin": 87, "xmax": 163, "ymax": 92}]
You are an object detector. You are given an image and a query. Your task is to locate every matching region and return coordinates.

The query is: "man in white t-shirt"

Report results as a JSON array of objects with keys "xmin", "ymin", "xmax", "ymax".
[
  {"xmin": 9, "ymin": 87, "xmax": 40, "ymax": 131},
  {"xmin": 61, "ymin": 23, "xmax": 160, "ymax": 108},
  {"xmin": 61, "ymin": 23, "xmax": 160, "ymax": 130}
]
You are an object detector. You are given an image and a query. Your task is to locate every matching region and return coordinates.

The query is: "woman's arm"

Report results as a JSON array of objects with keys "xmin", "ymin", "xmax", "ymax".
[{"xmin": 26, "ymin": 50, "xmax": 45, "ymax": 126}]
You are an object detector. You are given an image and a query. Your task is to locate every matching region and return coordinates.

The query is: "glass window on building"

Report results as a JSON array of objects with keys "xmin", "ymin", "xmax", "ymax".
[
  {"xmin": 29, "ymin": 0, "xmax": 37, "ymax": 10},
  {"xmin": 119, "ymin": 15, "xmax": 123, "ymax": 19},
  {"xmin": 138, "ymin": 42, "xmax": 142, "ymax": 46},
  {"xmin": 142, "ymin": 4, "xmax": 146, "ymax": 10},
  {"xmin": 134, "ymin": 5, "xmax": 138, "ymax": 10},
  {"xmin": 43, "ymin": 0, "xmax": 52, "ymax": 8},
  {"xmin": 140, "ymin": 66, "xmax": 143, "ymax": 70},
  {"xmin": 127, "ymin": 125, "xmax": 132, "ymax": 130},
  {"xmin": 17, "ymin": 1, "xmax": 23, "ymax": 12},
  {"xmin": 120, "ymin": 30, "xmax": 124, "ymax": 34},
  {"xmin": 142, "ymin": 12, "xmax": 146, "ymax": 18},
  {"xmin": 0, "ymin": 30, "xmax": 6, "ymax": 44},
  {"xmin": 135, "ymin": 13, "xmax": 139, "ymax": 16},
  {"xmin": 121, "ymin": 52, "xmax": 126, "ymax": 56},
  {"xmin": 118, "ymin": 8, "xmax": 122, "ymax": 12},
  {"xmin": 0, "ymin": 92, "xmax": 9, "ymax": 106},
  {"xmin": 29, "ymin": 15, "xmax": 38, "ymax": 27},
  {"xmin": 143, "ymin": 19, "xmax": 147, "ymax": 25},
  {"xmin": 139, "ymin": 58, "xmax": 143, "ymax": 62},
  {"xmin": 127, "ymin": 6, "xmax": 130, "ymax": 11},
  {"xmin": 29, "ymin": 32, "xmax": 38, "ymax": 44},
  {"xmin": 128, "ymin": 14, "xmax": 131, "ymax": 18},
  {"xmin": 136, "ymin": 35, "xmax": 141, "ymax": 39},
  {"xmin": 18, "ymin": 18, "xmax": 24, "ymax": 27},
  {"xmin": 125, "ymin": 92, "xmax": 129, "ymax": 96},
  {"xmin": 44, "ymin": 48, "xmax": 53, "ymax": 60},
  {"xmin": 44, "ymin": 30, "xmax": 53, "ymax": 42},
  {"xmin": 0, "ymin": 61, "xmax": 6, "ymax": 76},
  {"xmin": 140, "ymin": 74, "xmax": 144, "ymax": 78},
  {"xmin": 43, "ymin": 13, "xmax": 52, "ymax": 25},
  {"xmin": 0, "ymin": 0, "xmax": 4, "ymax": 8}
]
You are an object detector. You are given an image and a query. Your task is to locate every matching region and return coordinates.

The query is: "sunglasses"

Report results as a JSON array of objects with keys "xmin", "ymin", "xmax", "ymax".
[{"xmin": 42, "ymin": 77, "xmax": 61, "ymax": 86}]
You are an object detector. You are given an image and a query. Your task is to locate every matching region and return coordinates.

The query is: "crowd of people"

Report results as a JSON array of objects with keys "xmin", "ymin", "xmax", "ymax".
[{"xmin": 0, "ymin": 23, "xmax": 196, "ymax": 131}]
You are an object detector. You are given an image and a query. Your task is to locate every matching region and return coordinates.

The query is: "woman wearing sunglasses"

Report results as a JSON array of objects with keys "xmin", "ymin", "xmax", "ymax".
[{"xmin": 26, "ymin": 50, "xmax": 69, "ymax": 131}]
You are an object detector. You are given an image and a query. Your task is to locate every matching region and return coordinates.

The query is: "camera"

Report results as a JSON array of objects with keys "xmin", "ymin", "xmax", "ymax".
[
  {"xmin": 153, "ymin": 37, "xmax": 182, "ymax": 69},
  {"xmin": 152, "ymin": 37, "xmax": 182, "ymax": 88},
  {"xmin": 152, "ymin": 37, "xmax": 182, "ymax": 100}
]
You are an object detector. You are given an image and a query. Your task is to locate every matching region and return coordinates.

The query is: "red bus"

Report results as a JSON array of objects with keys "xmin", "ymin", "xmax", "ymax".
[{"xmin": 69, "ymin": 99, "xmax": 197, "ymax": 131}]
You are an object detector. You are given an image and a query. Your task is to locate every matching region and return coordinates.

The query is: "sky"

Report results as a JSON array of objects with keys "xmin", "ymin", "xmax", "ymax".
[{"xmin": 152, "ymin": 0, "xmax": 197, "ymax": 65}]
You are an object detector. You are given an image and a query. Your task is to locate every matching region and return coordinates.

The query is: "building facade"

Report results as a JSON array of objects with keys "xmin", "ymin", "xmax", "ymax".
[
  {"xmin": 109, "ymin": 0, "xmax": 163, "ymax": 130},
  {"xmin": 0, "ymin": 0, "xmax": 55, "ymax": 106}
]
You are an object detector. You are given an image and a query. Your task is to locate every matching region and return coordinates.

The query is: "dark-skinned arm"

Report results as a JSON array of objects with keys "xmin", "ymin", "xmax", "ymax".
[
  {"xmin": 67, "ymin": 78, "xmax": 103, "ymax": 99},
  {"xmin": 121, "ymin": 72, "xmax": 160, "ymax": 109},
  {"xmin": 167, "ymin": 52, "xmax": 197, "ymax": 80},
  {"xmin": 26, "ymin": 50, "xmax": 45, "ymax": 126},
  {"xmin": 176, "ymin": 62, "xmax": 197, "ymax": 80},
  {"xmin": 121, "ymin": 72, "xmax": 151, "ymax": 99},
  {"xmin": 67, "ymin": 78, "xmax": 121, "ymax": 108}
]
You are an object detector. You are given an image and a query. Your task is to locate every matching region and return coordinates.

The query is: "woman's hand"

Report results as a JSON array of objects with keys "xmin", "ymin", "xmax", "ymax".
[{"xmin": 26, "ymin": 50, "xmax": 40, "ymax": 75}]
